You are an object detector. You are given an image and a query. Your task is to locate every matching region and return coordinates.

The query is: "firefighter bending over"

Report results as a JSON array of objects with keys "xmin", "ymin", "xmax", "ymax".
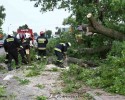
[{"xmin": 54, "ymin": 42, "xmax": 71, "ymax": 68}]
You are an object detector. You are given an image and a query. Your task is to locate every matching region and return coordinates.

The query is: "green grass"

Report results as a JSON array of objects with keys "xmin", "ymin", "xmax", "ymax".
[
  {"xmin": 35, "ymin": 84, "xmax": 45, "ymax": 89},
  {"xmin": 35, "ymin": 95, "xmax": 47, "ymax": 100},
  {"xmin": 0, "ymin": 85, "xmax": 6, "ymax": 97},
  {"xmin": 14, "ymin": 76, "xmax": 30, "ymax": 85}
]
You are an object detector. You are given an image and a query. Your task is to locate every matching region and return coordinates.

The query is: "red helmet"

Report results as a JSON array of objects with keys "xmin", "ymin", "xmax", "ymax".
[{"xmin": 40, "ymin": 31, "xmax": 44, "ymax": 35}]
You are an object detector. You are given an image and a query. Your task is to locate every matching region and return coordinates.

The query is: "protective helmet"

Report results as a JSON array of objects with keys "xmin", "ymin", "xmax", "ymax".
[
  {"xmin": 40, "ymin": 31, "xmax": 44, "ymax": 35},
  {"xmin": 25, "ymin": 33, "xmax": 31, "ymax": 39},
  {"xmin": 16, "ymin": 34, "xmax": 20, "ymax": 39},
  {"xmin": 8, "ymin": 31, "xmax": 13, "ymax": 36},
  {"xmin": 67, "ymin": 42, "xmax": 71, "ymax": 47}
]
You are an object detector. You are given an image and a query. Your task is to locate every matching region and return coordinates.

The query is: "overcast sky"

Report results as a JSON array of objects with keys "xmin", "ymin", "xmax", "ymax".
[{"xmin": 1, "ymin": 0, "xmax": 71, "ymax": 34}]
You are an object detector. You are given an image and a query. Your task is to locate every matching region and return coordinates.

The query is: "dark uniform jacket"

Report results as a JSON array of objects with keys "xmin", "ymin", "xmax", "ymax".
[
  {"xmin": 4, "ymin": 36, "xmax": 20, "ymax": 52},
  {"xmin": 54, "ymin": 43, "xmax": 68, "ymax": 53},
  {"xmin": 22, "ymin": 38, "xmax": 31, "ymax": 49},
  {"xmin": 36, "ymin": 35, "xmax": 48, "ymax": 50}
]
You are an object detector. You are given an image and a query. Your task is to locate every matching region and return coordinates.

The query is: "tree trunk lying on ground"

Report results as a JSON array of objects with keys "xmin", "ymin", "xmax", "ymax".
[
  {"xmin": 47, "ymin": 56, "xmax": 98, "ymax": 67},
  {"xmin": 66, "ymin": 57, "xmax": 98, "ymax": 67},
  {"xmin": 78, "ymin": 45, "xmax": 111, "ymax": 54}
]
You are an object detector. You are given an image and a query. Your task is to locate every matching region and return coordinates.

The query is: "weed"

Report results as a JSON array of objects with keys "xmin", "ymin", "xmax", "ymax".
[
  {"xmin": 36, "ymin": 95, "xmax": 47, "ymax": 100},
  {"xmin": 0, "ymin": 55, "xmax": 5, "ymax": 63},
  {"xmin": 19, "ymin": 79, "xmax": 30, "ymax": 85},
  {"xmin": 14, "ymin": 76, "xmax": 30, "ymax": 85},
  {"xmin": 0, "ymin": 85, "xmax": 6, "ymax": 97},
  {"xmin": 52, "ymin": 67, "xmax": 58, "ymax": 72},
  {"xmin": 35, "ymin": 84, "xmax": 45, "ymax": 89}
]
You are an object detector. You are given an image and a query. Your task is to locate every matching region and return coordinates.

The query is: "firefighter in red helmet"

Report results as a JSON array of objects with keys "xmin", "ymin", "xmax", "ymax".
[{"xmin": 36, "ymin": 31, "xmax": 48, "ymax": 60}]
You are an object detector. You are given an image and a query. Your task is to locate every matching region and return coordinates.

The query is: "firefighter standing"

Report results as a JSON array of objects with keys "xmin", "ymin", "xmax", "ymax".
[
  {"xmin": 16, "ymin": 34, "xmax": 28, "ymax": 64},
  {"xmin": 3, "ymin": 31, "xmax": 20, "ymax": 71},
  {"xmin": 54, "ymin": 42, "xmax": 71, "ymax": 68},
  {"xmin": 36, "ymin": 31, "xmax": 48, "ymax": 60},
  {"xmin": 22, "ymin": 33, "xmax": 32, "ymax": 64}
]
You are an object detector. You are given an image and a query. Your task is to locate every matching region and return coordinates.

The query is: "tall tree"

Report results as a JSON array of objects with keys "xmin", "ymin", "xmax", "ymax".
[
  {"xmin": 28, "ymin": 0, "xmax": 125, "ymax": 56},
  {"xmin": 0, "ymin": 5, "xmax": 6, "ymax": 33}
]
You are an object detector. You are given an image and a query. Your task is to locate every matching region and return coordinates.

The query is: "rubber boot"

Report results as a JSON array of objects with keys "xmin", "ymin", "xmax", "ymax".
[
  {"xmin": 59, "ymin": 63, "xmax": 65, "ymax": 68},
  {"xmin": 7, "ymin": 63, "xmax": 13, "ymax": 71},
  {"xmin": 26, "ymin": 54, "xmax": 31, "ymax": 64}
]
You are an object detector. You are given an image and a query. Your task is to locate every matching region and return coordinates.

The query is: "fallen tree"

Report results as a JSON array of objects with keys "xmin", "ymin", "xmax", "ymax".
[
  {"xmin": 47, "ymin": 56, "xmax": 98, "ymax": 67},
  {"xmin": 83, "ymin": 13, "xmax": 125, "ymax": 40}
]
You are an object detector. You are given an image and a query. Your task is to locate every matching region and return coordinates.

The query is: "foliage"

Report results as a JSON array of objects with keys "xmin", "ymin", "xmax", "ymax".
[
  {"xmin": 14, "ymin": 76, "xmax": 30, "ymax": 85},
  {"xmin": 45, "ymin": 30, "xmax": 52, "ymax": 39},
  {"xmin": 19, "ymin": 79, "xmax": 30, "ymax": 85},
  {"xmin": 26, "ymin": 62, "xmax": 46, "ymax": 77},
  {"xmin": 35, "ymin": 84, "xmax": 45, "ymax": 89},
  {"xmin": 0, "ymin": 55, "xmax": 5, "ymax": 63},
  {"xmin": 0, "ymin": 85, "xmax": 6, "ymax": 96},
  {"xmin": 0, "ymin": 5, "xmax": 6, "ymax": 30},
  {"xmin": 36, "ymin": 95, "xmax": 47, "ymax": 100},
  {"xmin": 46, "ymin": 38, "xmax": 60, "ymax": 56},
  {"xmin": 61, "ymin": 41, "xmax": 125, "ymax": 95},
  {"xmin": 18, "ymin": 24, "xmax": 29, "ymax": 30}
]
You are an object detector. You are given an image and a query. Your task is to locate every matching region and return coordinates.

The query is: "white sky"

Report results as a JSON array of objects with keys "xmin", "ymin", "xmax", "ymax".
[{"xmin": 1, "ymin": 0, "xmax": 71, "ymax": 34}]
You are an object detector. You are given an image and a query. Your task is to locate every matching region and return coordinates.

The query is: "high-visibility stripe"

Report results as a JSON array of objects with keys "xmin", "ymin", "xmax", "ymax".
[
  {"xmin": 6, "ymin": 38, "xmax": 14, "ymax": 42},
  {"xmin": 38, "ymin": 39, "xmax": 46, "ymax": 43},
  {"xmin": 54, "ymin": 48, "xmax": 61, "ymax": 52},
  {"xmin": 60, "ymin": 43, "xmax": 65, "ymax": 46},
  {"xmin": 38, "ymin": 48, "xmax": 46, "ymax": 50},
  {"xmin": 43, "ymin": 56, "xmax": 46, "ymax": 59},
  {"xmin": 57, "ymin": 60, "xmax": 63, "ymax": 62}
]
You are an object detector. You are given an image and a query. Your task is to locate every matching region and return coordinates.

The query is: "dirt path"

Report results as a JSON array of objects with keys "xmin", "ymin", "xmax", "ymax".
[
  {"xmin": 0, "ymin": 64, "xmax": 85, "ymax": 100},
  {"xmin": 0, "ymin": 63, "xmax": 125, "ymax": 100}
]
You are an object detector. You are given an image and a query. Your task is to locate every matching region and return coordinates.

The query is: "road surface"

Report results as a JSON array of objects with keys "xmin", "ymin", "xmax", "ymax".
[{"xmin": 0, "ymin": 47, "xmax": 5, "ymax": 56}]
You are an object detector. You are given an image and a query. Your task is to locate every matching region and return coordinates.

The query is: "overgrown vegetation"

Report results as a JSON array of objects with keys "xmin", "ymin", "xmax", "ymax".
[
  {"xmin": 26, "ymin": 62, "xmax": 46, "ymax": 77},
  {"xmin": 0, "ymin": 85, "xmax": 6, "ymax": 97},
  {"xmin": 61, "ymin": 41, "xmax": 125, "ymax": 95}
]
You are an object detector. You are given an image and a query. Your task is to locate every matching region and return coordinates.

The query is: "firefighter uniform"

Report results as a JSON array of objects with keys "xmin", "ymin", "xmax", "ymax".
[
  {"xmin": 54, "ymin": 42, "xmax": 71, "ymax": 68},
  {"xmin": 22, "ymin": 37, "xmax": 31, "ymax": 64},
  {"xmin": 4, "ymin": 34, "xmax": 20, "ymax": 71},
  {"xmin": 36, "ymin": 32, "xmax": 48, "ymax": 60}
]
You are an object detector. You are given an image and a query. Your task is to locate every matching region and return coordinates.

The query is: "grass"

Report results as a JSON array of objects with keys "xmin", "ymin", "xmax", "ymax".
[
  {"xmin": 26, "ymin": 62, "xmax": 46, "ymax": 77},
  {"xmin": 35, "ymin": 95, "xmax": 47, "ymax": 100},
  {"xmin": 0, "ymin": 85, "xmax": 6, "ymax": 97},
  {"xmin": 35, "ymin": 84, "xmax": 45, "ymax": 89},
  {"xmin": 14, "ymin": 76, "xmax": 30, "ymax": 85}
]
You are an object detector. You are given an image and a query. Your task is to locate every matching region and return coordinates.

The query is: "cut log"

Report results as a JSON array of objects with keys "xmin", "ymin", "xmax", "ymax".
[
  {"xmin": 79, "ymin": 45, "xmax": 111, "ymax": 54},
  {"xmin": 47, "ymin": 56, "xmax": 97, "ymax": 67},
  {"xmin": 67, "ymin": 57, "xmax": 98, "ymax": 67}
]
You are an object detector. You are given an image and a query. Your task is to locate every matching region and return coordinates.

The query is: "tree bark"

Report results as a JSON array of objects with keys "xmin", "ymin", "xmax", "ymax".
[
  {"xmin": 67, "ymin": 57, "xmax": 98, "ymax": 67},
  {"xmin": 47, "ymin": 56, "xmax": 97, "ymax": 67},
  {"xmin": 85, "ymin": 13, "xmax": 125, "ymax": 40},
  {"xmin": 79, "ymin": 45, "xmax": 111, "ymax": 54}
]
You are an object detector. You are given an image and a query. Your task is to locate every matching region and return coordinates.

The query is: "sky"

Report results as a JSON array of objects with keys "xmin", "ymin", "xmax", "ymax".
[{"xmin": 1, "ymin": 0, "xmax": 71, "ymax": 34}]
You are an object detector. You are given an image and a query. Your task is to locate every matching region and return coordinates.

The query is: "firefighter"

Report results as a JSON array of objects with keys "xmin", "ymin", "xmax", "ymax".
[
  {"xmin": 36, "ymin": 31, "xmax": 48, "ymax": 60},
  {"xmin": 16, "ymin": 34, "xmax": 28, "ymax": 64},
  {"xmin": 54, "ymin": 42, "xmax": 71, "ymax": 68},
  {"xmin": 3, "ymin": 31, "xmax": 20, "ymax": 71},
  {"xmin": 22, "ymin": 33, "xmax": 32, "ymax": 64}
]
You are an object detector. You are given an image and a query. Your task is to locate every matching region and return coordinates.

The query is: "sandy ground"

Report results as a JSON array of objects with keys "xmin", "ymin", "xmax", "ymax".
[{"xmin": 0, "ymin": 63, "xmax": 125, "ymax": 100}]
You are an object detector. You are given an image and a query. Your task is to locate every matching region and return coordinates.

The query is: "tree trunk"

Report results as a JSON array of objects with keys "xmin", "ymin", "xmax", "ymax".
[
  {"xmin": 86, "ymin": 13, "xmax": 125, "ymax": 40},
  {"xmin": 47, "ymin": 56, "xmax": 97, "ymax": 67},
  {"xmin": 79, "ymin": 45, "xmax": 111, "ymax": 54},
  {"xmin": 67, "ymin": 57, "xmax": 98, "ymax": 67}
]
